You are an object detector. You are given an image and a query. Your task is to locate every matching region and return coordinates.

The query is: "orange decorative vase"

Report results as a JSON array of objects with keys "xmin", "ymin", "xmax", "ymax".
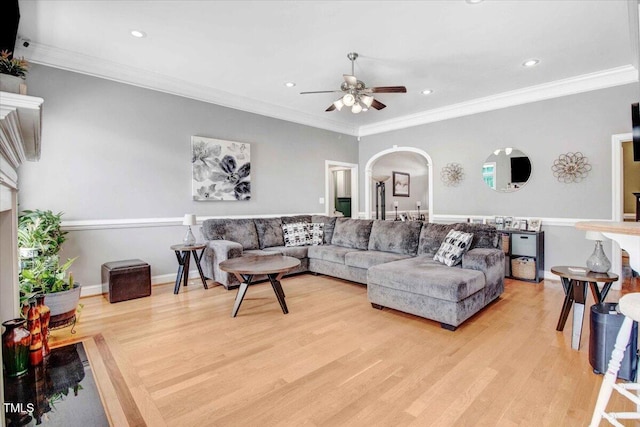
[
  {"xmin": 1, "ymin": 318, "xmax": 31, "ymax": 377},
  {"xmin": 27, "ymin": 300, "xmax": 43, "ymax": 366},
  {"xmin": 35, "ymin": 294, "xmax": 51, "ymax": 357}
]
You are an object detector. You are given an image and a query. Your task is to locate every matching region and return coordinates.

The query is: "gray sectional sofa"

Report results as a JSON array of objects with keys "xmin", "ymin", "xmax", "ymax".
[{"xmin": 201, "ymin": 215, "xmax": 504, "ymax": 330}]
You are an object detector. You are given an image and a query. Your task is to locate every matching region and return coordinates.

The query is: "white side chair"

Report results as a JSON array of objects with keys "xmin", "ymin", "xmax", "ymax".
[{"xmin": 590, "ymin": 293, "xmax": 640, "ymax": 426}]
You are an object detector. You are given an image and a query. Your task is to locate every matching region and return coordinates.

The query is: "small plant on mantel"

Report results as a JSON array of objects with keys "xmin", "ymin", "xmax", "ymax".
[{"xmin": 0, "ymin": 50, "xmax": 29, "ymax": 78}]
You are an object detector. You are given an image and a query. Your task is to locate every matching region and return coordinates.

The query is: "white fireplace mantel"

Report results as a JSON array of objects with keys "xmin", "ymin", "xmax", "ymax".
[{"xmin": 0, "ymin": 91, "xmax": 44, "ymax": 170}]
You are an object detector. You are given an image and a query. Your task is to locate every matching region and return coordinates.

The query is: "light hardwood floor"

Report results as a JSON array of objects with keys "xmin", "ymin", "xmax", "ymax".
[{"xmin": 50, "ymin": 274, "xmax": 640, "ymax": 426}]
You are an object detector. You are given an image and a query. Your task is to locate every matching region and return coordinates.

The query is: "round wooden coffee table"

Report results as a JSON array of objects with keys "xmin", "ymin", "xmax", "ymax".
[{"xmin": 219, "ymin": 255, "xmax": 301, "ymax": 317}]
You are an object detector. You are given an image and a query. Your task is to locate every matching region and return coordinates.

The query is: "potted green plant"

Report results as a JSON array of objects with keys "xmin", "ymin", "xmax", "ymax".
[
  {"xmin": 18, "ymin": 210, "xmax": 80, "ymax": 327},
  {"xmin": 0, "ymin": 50, "xmax": 29, "ymax": 94}
]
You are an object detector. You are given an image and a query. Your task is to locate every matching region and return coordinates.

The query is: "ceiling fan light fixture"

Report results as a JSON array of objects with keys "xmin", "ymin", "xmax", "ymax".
[
  {"xmin": 343, "ymin": 93, "xmax": 356, "ymax": 107},
  {"xmin": 361, "ymin": 94, "xmax": 374, "ymax": 108},
  {"xmin": 351, "ymin": 103, "xmax": 363, "ymax": 114},
  {"xmin": 333, "ymin": 99, "xmax": 344, "ymax": 111}
]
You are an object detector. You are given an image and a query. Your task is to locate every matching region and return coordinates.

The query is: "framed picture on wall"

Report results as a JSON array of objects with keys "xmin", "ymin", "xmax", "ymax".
[
  {"xmin": 528, "ymin": 219, "xmax": 542, "ymax": 232},
  {"xmin": 392, "ymin": 171, "xmax": 410, "ymax": 197}
]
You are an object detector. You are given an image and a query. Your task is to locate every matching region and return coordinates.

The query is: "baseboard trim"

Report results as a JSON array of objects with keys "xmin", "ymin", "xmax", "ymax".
[{"xmin": 79, "ymin": 270, "xmax": 199, "ymax": 297}]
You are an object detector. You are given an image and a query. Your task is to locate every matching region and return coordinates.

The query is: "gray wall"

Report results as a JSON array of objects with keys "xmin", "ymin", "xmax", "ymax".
[
  {"xmin": 359, "ymin": 84, "xmax": 638, "ymax": 274},
  {"xmin": 18, "ymin": 65, "xmax": 358, "ymax": 288}
]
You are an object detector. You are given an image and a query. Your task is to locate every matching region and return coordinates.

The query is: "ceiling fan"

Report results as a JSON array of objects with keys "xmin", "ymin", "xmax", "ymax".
[{"xmin": 300, "ymin": 52, "xmax": 407, "ymax": 114}]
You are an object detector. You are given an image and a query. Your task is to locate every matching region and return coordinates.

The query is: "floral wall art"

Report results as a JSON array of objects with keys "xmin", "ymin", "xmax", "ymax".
[{"xmin": 191, "ymin": 136, "xmax": 251, "ymax": 201}]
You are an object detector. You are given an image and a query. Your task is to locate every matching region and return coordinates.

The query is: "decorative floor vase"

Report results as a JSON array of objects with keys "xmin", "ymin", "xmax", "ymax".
[
  {"xmin": 36, "ymin": 294, "xmax": 51, "ymax": 357},
  {"xmin": 27, "ymin": 300, "xmax": 43, "ymax": 366},
  {"xmin": 2, "ymin": 318, "xmax": 31, "ymax": 377}
]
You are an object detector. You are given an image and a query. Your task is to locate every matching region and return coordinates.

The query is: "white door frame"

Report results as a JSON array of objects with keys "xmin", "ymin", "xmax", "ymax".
[
  {"xmin": 325, "ymin": 160, "xmax": 359, "ymax": 218},
  {"xmin": 364, "ymin": 146, "xmax": 433, "ymax": 220},
  {"xmin": 611, "ymin": 132, "xmax": 632, "ymax": 287}
]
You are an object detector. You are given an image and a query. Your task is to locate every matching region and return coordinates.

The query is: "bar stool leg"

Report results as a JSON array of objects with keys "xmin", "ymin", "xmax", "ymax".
[{"xmin": 589, "ymin": 316, "xmax": 635, "ymax": 427}]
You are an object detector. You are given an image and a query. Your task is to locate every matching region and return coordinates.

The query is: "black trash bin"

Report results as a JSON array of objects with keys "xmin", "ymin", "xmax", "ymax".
[{"xmin": 589, "ymin": 302, "xmax": 638, "ymax": 381}]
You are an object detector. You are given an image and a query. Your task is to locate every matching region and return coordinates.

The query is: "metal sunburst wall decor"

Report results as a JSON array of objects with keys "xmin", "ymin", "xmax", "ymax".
[
  {"xmin": 441, "ymin": 163, "xmax": 465, "ymax": 186},
  {"xmin": 551, "ymin": 152, "xmax": 592, "ymax": 183}
]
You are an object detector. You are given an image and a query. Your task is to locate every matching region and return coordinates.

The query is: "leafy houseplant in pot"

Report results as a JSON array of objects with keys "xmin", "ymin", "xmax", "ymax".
[
  {"xmin": 18, "ymin": 210, "xmax": 80, "ymax": 329},
  {"xmin": 0, "ymin": 50, "xmax": 29, "ymax": 94}
]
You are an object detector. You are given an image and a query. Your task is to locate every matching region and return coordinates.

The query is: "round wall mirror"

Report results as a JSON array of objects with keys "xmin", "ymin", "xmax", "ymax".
[{"xmin": 482, "ymin": 148, "xmax": 532, "ymax": 192}]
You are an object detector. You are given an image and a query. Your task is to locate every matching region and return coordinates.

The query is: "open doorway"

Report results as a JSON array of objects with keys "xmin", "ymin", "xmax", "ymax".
[
  {"xmin": 325, "ymin": 161, "xmax": 359, "ymax": 218},
  {"xmin": 611, "ymin": 132, "xmax": 635, "ymax": 289},
  {"xmin": 364, "ymin": 146, "xmax": 433, "ymax": 220}
]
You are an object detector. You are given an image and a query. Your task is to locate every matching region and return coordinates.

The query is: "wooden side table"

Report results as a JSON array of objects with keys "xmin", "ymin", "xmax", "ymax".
[
  {"xmin": 551, "ymin": 266, "xmax": 619, "ymax": 350},
  {"xmin": 170, "ymin": 243, "xmax": 208, "ymax": 294}
]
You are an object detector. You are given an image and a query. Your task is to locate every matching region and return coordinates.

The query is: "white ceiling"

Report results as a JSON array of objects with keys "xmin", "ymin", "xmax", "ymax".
[{"xmin": 14, "ymin": 0, "xmax": 640, "ymax": 137}]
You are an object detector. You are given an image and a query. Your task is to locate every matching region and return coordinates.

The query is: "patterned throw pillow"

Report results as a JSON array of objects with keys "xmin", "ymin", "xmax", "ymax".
[
  {"xmin": 433, "ymin": 229, "xmax": 474, "ymax": 267},
  {"xmin": 282, "ymin": 222, "xmax": 310, "ymax": 247},
  {"xmin": 308, "ymin": 222, "xmax": 324, "ymax": 246}
]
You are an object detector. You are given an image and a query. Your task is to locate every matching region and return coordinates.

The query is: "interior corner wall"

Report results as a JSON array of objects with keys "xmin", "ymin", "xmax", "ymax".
[
  {"xmin": 358, "ymin": 83, "xmax": 637, "ymax": 276},
  {"xmin": 17, "ymin": 64, "xmax": 358, "ymax": 289}
]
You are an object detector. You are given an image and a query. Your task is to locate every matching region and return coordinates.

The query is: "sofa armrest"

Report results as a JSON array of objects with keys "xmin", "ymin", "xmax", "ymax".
[
  {"xmin": 202, "ymin": 239, "xmax": 243, "ymax": 288},
  {"xmin": 462, "ymin": 248, "xmax": 505, "ymax": 301}
]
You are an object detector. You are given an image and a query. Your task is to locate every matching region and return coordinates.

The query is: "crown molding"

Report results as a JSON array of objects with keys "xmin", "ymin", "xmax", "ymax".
[
  {"xmin": 17, "ymin": 43, "xmax": 359, "ymax": 136},
  {"xmin": 17, "ymin": 43, "xmax": 638, "ymax": 138},
  {"xmin": 358, "ymin": 65, "xmax": 639, "ymax": 137}
]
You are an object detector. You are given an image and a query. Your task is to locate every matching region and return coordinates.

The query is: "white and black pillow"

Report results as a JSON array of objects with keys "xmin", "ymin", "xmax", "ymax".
[
  {"xmin": 282, "ymin": 222, "xmax": 310, "ymax": 247},
  {"xmin": 433, "ymin": 230, "xmax": 474, "ymax": 267},
  {"xmin": 308, "ymin": 222, "xmax": 324, "ymax": 246}
]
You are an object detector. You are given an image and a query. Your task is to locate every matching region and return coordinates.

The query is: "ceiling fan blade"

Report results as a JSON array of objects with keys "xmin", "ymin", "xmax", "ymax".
[
  {"xmin": 370, "ymin": 86, "xmax": 407, "ymax": 93},
  {"xmin": 325, "ymin": 103, "xmax": 336, "ymax": 112},
  {"xmin": 371, "ymin": 99, "xmax": 387, "ymax": 110},
  {"xmin": 300, "ymin": 90, "xmax": 341, "ymax": 95},
  {"xmin": 343, "ymin": 74, "xmax": 357, "ymax": 87}
]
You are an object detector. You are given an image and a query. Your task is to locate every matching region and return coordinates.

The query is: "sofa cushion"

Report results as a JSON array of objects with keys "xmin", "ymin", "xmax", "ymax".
[
  {"xmin": 454, "ymin": 223, "xmax": 500, "ymax": 250},
  {"xmin": 308, "ymin": 245, "xmax": 363, "ymax": 264},
  {"xmin": 331, "ymin": 218, "xmax": 374, "ymax": 250},
  {"xmin": 345, "ymin": 250, "xmax": 411, "ymax": 270},
  {"xmin": 433, "ymin": 230, "xmax": 474, "ymax": 267},
  {"xmin": 263, "ymin": 245, "xmax": 309, "ymax": 259},
  {"xmin": 254, "ymin": 217, "xmax": 284, "ymax": 249},
  {"xmin": 201, "ymin": 218, "xmax": 259, "ymax": 250},
  {"xmin": 368, "ymin": 220, "xmax": 422, "ymax": 256},
  {"xmin": 282, "ymin": 222, "xmax": 310, "ymax": 247},
  {"xmin": 311, "ymin": 215, "xmax": 337, "ymax": 244},
  {"xmin": 281, "ymin": 215, "xmax": 312, "ymax": 225},
  {"xmin": 367, "ymin": 257, "xmax": 485, "ymax": 302},
  {"xmin": 417, "ymin": 223, "xmax": 456, "ymax": 256}
]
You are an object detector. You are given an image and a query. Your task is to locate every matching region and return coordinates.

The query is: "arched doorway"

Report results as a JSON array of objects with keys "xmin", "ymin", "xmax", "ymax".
[{"xmin": 364, "ymin": 146, "xmax": 433, "ymax": 220}]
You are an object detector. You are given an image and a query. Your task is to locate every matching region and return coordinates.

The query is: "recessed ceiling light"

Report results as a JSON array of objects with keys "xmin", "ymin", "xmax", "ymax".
[
  {"xmin": 284, "ymin": 82, "xmax": 296, "ymax": 88},
  {"xmin": 465, "ymin": 0, "xmax": 484, "ymax": 4},
  {"xmin": 522, "ymin": 59, "xmax": 540, "ymax": 68},
  {"xmin": 130, "ymin": 30, "xmax": 147, "ymax": 38},
  {"xmin": 421, "ymin": 89, "xmax": 433, "ymax": 95}
]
